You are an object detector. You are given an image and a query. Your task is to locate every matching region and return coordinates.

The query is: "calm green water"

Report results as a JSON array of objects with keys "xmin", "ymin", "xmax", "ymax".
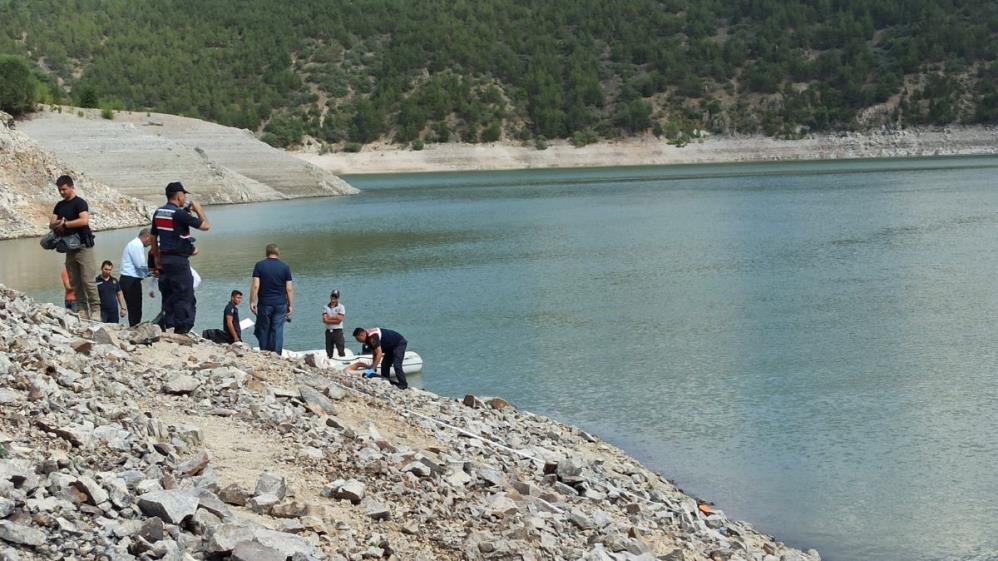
[{"xmin": 3, "ymin": 156, "xmax": 998, "ymax": 561}]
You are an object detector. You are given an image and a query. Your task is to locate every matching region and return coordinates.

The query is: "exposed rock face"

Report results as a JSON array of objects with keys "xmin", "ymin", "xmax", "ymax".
[
  {"xmin": 18, "ymin": 108, "xmax": 358, "ymax": 206},
  {"xmin": 0, "ymin": 110, "xmax": 153, "ymax": 240},
  {"xmin": 0, "ymin": 285, "xmax": 821, "ymax": 561}
]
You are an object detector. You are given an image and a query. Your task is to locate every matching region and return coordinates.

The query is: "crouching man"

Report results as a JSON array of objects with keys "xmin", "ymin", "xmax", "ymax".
[{"xmin": 353, "ymin": 327, "xmax": 408, "ymax": 390}]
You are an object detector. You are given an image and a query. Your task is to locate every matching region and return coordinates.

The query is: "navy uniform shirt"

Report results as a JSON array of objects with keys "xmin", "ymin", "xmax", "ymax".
[
  {"xmin": 151, "ymin": 203, "xmax": 202, "ymax": 256},
  {"xmin": 224, "ymin": 302, "xmax": 241, "ymax": 340},
  {"xmin": 95, "ymin": 275, "xmax": 121, "ymax": 311},
  {"xmin": 369, "ymin": 328, "xmax": 405, "ymax": 352}
]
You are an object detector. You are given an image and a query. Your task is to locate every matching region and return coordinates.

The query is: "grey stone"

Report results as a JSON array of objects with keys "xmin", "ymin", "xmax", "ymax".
[
  {"xmin": 254, "ymin": 472, "xmax": 287, "ymax": 500},
  {"xmin": 251, "ymin": 528, "xmax": 319, "ymax": 559},
  {"xmin": 204, "ymin": 524, "xmax": 255, "ymax": 554},
  {"xmin": 124, "ymin": 323, "xmax": 162, "ymax": 345},
  {"xmin": 485, "ymin": 493, "xmax": 519, "ymax": 517},
  {"xmin": 324, "ymin": 384, "xmax": 347, "ymax": 400},
  {"xmin": 0, "ymin": 391, "xmax": 19, "ymax": 405},
  {"xmin": 232, "ymin": 541, "xmax": 286, "ymax": 561},
  {"xmin": 0, "ymin": 499, "xmax": 12, "ymax": 518},
  {"xmin": 195, "ymin": 491, "xmax": 233, "ymax": 520},
  {"xmin": 299, "ymin": 385, "xmax": 337, "ymax": 415},
  {"xmin": 331, "ymin": 479, "xmax": 366, "ymax": 504},
  {"xmin": 477, "ymin": 467, "xmax": 504, "ymax": 486},
  {"xmin": 70, "ymin": 476, "xmax": 109, "ymax": 505},
  {"xmin": 362, "ymin": 498, "xmax": 391, "ymax": 521},
  {"xmin": 139, "ymin": 517, "xmax": 165, "ymax": 542},
  {"xmin": 163, "ymin": 374, "xmax": 200, "ymax": 395},
  {"xmin": 0, "ymin": 521, "xmax": 45, "ymax": 546},
  {"xmin": 401, "ymin": 461, "xmax": 432, "ymax": 478},
  {"xmin": 569, "ymin": 509, "xmax": 594, "ymax": 530},
  {"xmin": 137, "ymin": 490, "xmax": 199, "ymax": 524}
]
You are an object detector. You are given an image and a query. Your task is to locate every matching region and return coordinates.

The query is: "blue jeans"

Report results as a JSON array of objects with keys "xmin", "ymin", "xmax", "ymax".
[{"xmin": 255, "ymin": 302, "xmax": 287, "ymax": 354}]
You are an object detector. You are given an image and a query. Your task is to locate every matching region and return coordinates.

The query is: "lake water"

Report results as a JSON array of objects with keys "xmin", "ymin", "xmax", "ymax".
[{"xmin": 3, "ymin": 156, "xmax": 998, "ymax": 561}]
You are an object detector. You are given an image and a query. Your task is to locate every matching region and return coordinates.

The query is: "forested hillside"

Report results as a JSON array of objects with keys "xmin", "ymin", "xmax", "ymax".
[{"xmin": 1, "ymin": 0, "xmax": 995, "ymax": 149}]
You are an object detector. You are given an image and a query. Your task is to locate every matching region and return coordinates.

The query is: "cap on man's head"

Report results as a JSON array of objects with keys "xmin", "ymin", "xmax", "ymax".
[
  {"xmin": 330, "ymin": 290, "xmax": 340, "ymax": 298},
  {"xmin": 165, "ymin": 181, "xmax": 189, "ymax": 196}
]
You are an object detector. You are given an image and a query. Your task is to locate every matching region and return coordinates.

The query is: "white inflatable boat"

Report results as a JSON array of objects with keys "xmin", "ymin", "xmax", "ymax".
[{"xmin": 284, "ymin": 347, "xmax": 424, "ymax": 375}]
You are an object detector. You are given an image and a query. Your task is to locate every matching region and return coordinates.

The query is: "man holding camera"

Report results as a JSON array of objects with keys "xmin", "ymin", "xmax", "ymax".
[
  {"xmin": 50, "ymin": 175, "xmax": 100, "ymax": 320},
  {"xmin": 149, "ymin": 182, "xmax": 210, "ymax": 334}
]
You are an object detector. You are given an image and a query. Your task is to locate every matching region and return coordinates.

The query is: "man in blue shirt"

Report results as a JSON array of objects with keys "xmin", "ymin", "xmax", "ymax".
[
  {"xmin": 353, "ymin": 327, "xmax": 409, "ymax": 390},
  {"xmin": 149, "ymin": 182, "xmax": 210, "ymax": 334},
  {"xmin": 250, "ymin": 243, "xmax": 294, "ymax": 354}
]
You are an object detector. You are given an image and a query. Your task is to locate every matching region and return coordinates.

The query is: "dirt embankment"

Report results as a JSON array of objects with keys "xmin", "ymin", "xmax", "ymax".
[{"xmin": 18, "ymin": 108, "xmax": 358, "ymax": 206}]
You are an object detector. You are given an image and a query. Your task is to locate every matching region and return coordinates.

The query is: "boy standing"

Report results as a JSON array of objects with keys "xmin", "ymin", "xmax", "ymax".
[{"xmin": 322, "ymin": 290, "xmax": 345, "ymax": 358}]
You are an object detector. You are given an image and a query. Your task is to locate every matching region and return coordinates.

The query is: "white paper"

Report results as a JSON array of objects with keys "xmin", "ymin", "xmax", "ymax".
[{"xmin": 239, "ymin": 318, "xmax": 254, "ymax": 330}]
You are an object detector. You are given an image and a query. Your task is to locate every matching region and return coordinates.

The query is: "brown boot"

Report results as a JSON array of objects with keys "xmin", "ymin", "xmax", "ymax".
[{"xmin": 77, "ymin": 308, "xmax": 90, "ymax": 321}]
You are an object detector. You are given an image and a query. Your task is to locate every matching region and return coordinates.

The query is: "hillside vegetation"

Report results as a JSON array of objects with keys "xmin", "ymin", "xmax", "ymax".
[{"xmin": 0, "ymin": 0, "xmax": 995, "ymax": 149}]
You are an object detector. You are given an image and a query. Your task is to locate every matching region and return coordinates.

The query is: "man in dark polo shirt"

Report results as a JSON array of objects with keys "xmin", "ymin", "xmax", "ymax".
[
  {"xmin": 149, "ymin": 182, "xmax": 210, "ymax": 334},
  {"xmin": 95, "ymin": 260, "xmax": 127, "ymax": 323},
  {"xmin": 50, "ymin": 175, "xmax": 99, "ymax": 320},
  {"xmin": 250, "ymin": 244, "xmax": 294, "ymax": 354},
  {"xmin": 353, "ymin": 327, "xmax": 409, "ymax": 390},
  {"xmin": 223, "ymin": 290, "xmax": 243, "ymax": 344}
]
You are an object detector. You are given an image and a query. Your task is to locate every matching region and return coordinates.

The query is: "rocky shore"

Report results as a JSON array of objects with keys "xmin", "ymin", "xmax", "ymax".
[
  {"xmin": 0, "ymin": 285, "xmax": 820, "ymax": 561},
  {"xmin": 0, "ymin": 112, "xmax": 153, "ymax": 240},
  {"xmin": 297, "ymin": 126, "xmax": 998, "ymax": 175}
]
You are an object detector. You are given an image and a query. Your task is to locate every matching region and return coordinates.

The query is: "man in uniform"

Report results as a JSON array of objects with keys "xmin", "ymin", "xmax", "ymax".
[
  {"xmin": 353, "ymin": 327, "xmax": 409, "ymax": 389},
  {"xmin": 95, "ymin": 260, "xmax": 127, "ymax": 323},
  {"xmin": 149, "ymin": 182, "xmax": 210, "ymax": 334}
]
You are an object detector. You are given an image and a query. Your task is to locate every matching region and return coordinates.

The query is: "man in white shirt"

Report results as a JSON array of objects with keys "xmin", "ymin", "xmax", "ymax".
[
  {"xmin": 119, "ymin": 228, "xmax": 152, "ymax": 326},
  {"xmin": 322, "ymin": 290, "xmax": 346, "ymax": 358}
]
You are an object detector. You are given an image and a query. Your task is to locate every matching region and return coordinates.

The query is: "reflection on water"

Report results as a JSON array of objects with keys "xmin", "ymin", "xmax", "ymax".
[{"xmin": 3, "ymin": 156, "xmax": 998, "ymax": 561}]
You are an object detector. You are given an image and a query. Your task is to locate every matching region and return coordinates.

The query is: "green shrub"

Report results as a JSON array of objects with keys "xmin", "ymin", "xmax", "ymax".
[
  {"xmin": 343, "ymin": 142, "xmax": 362, "ymax": 152},
  {"xmin": 0, "ymin": 55, "xmax": 37, "ymax": 116},
  {"xmin": 571, "ymin": 128, "xmax": 599, "ymax": 147},
  {"xmin": 411, "ymin": 139, "xmax": 424, "ymax": 151},
  {"xmin": 534, "ymin": 135, "xmax": 548, "ymax": 150},
  {"xmin": 100, "ymin": 103, "xmax": 114, "ymax": 120},
  {"xmin": 480, "ymin": 121, "xmax": 501, "ymax": 143}
]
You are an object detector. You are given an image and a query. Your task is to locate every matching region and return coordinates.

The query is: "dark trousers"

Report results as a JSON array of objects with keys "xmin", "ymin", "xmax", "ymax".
[
  {"xmin": 255, "ymin": 302, "xmax": 287, "ymax": 354},
  {"xmin": 325, "ymin": 329, "xmax": 345, "ymax": 358},
  {"xmin": 159, "ymin": 255, "xmax": 196, "ymax": 334},
  {"xmin": 381, "ymin": 339, "xmax": 408, "ymax": 389},
  {"xmin": 119, "ymin": 275, "xmax": 143, "ymax": 326},
  {"xmin": 100, "ymin": 307, "xmax": 120, "ymax": 324}
]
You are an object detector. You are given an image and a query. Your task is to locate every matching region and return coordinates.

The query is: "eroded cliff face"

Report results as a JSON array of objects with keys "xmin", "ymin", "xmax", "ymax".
[
  {"xmin": 0, "ymin": 111, "xmax": 153, "ymax": 240},
  {"xmin": 18, "ymin": 108, "xmax": 358, "ymax": 206}
]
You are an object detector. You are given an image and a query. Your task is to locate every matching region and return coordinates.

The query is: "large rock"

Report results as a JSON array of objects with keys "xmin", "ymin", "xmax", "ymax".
[
  {"xmin": 163, "ymin": 374, "xmax": 200, "ymax": 395},
  {"xmin": 298, "ymin": 385, "xmax": 337, "ymax": 415},
  {"xmin": 332, "ymin": 479, "xmax": 366, "ymax": 505},
  {"xmin": 137, "ymin": 490, "xmax": 199, "ymax": 524},
  {"xmin": 232, "ymin": 541, "xmax": 286, "ymax": 561},
  {"xmin": 0, "ymin": 521, "xmax": 45, "ymax": 546},
  {"xmin": 124, "ymin": 323, "xmax": 162, "ymax": 345},
  {"xmin": 177, "ymin": 450, "xmax": 210, "ymax": 477}
]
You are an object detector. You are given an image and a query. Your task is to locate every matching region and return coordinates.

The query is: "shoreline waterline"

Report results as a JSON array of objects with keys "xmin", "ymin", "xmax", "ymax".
[{"xmin": 295, "ymin": 126, "xmax": 998, "ymax": 175}]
